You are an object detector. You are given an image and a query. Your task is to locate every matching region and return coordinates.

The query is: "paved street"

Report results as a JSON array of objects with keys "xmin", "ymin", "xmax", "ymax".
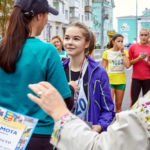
[
  {"xmin": 122, "ymin": 67, "xmax": 143, "ymax": 110},
  {"xmin": 122, "ymin": 67, "xmax": 132, "ymax": 110}
]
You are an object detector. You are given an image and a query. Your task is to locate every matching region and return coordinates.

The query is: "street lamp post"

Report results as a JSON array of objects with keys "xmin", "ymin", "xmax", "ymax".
[
  {"xmin": 101, "ymin": 0, "xmax": 104, "ymax": 50},
  {"xmin": 136, "ymin": 0, "xmax": 138, "ymax": 42}
]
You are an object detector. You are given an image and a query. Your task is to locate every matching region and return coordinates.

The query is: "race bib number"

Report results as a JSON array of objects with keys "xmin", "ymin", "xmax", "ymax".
[
  {"xmin": 108, "ymin": 51, "xmax": 125, "ymax": 73},
  {"xmin": 75, "ymin": 98, "xmax": 87, "ymax": 120}
]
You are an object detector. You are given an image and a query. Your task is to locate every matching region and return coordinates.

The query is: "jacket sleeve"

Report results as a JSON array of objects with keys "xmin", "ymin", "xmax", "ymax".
[
  {"xmin": 51, "ymin": 111, "xmax": 149, "ymax": 150},
  {"xmin": 98, "ymin": 69, "xmax": 115, "ymax": 131},
  {"xmin": 64, "ymin": 85, "xmax": 74, "ymax": 110}
]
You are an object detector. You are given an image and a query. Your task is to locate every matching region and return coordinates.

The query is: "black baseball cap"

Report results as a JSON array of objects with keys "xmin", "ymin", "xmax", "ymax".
[{"xmin": 14, "ymin": 0, "xmax": 58, "ymax": 16}]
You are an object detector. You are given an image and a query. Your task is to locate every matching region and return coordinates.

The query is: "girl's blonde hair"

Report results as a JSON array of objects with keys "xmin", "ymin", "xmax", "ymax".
[
  {"xmin": 69, "ymin": 22, "xmax": 96, "ymax": 55},
  {"xmin": 51, "ymin": 35, "xmax": 63, "ymax": 45}
]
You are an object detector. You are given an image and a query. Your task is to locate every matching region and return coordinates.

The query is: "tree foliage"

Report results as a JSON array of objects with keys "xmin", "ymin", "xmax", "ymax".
[{"xmin": 0, "ymin": 0, "xmax": 14, "ymax": 37}]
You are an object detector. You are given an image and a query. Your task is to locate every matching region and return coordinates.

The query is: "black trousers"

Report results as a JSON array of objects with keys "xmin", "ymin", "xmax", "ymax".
[
  {"xmin": 130, "ymin": 78, "xmax": 150, "ymax": 106},
  {"xmin": 26, "ymin": 134, "xmax": 54, "ymax": 150}
]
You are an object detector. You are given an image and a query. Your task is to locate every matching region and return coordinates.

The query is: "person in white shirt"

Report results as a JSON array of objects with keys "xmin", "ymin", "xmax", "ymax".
[{"xmin": 28, "ymin": 81, "xmax": 150, "ymax": 150}]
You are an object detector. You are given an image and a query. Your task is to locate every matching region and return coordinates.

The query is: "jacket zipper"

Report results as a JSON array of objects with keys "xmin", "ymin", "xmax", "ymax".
[{"xmin": 86, "ymin": 65, "xmax": 99, "ymax": 122}]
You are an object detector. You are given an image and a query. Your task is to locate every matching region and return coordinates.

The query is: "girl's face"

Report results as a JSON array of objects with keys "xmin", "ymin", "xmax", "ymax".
[
  {"xmin": 52, "ymin": 38, "xmax": 62, "ymax": 51},
  {"xmin": 64, "ymin": 27, "xmax": 89, "ymax": 57},
  {"xmin": 113, "ymin": 37, "xmax": 124, "ymax": 50},
  {"xmin": 139, "ymin": 30, "xmax": 149, "ymax": 45}
]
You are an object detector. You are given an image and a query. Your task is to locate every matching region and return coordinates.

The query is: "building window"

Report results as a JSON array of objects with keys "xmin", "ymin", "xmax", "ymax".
[
  {"xmin": 85, "ymin": 0, "xmax": 90, "ymax": 6},
  {"xmin": 47, "ymin": 25, "xmax": 52, "ymax": 42},
  {"xmin": 56, "ymin": 27, "xmax": 59, "ymax": 35},
  {"xmin": 62, "ymin": 3, "xmax": 65, "ymax": 14},
  {"xmin": 65, "ymin": 10, "xmax": 68, "ymax": 20},
  {"xmin": 70, "ymin": 7, "xmax": 75, "ymax": 17},
  {"xmin": 82, "ymin": 0, "xmax": 84, "ymax": 7},
  {"xmin": 70, "ymin": 7, "xmax": 79, "ymax": 18},
  {"xmin": 53, "ymin": 2, "xmax": 59, "ymax": 10},
  {"xmin": 85, "ymin": 12, "xmax": 91, "ymax": 21},
  {"xmin": 43, "ymin": 24, "xmax": 52, "ymax": 42}
]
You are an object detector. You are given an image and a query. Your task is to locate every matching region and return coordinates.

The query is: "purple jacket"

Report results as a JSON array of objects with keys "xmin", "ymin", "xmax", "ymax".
[{"xmin": 63, "ymin": 56, "xmax": 115, "ymax": 131}]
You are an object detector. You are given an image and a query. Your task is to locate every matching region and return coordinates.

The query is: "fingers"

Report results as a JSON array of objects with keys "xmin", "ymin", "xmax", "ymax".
[
  {"xmin": 28, "ymin": 84, "xmax": 41, "ymax": 96},
  {"xmin": 27, "ymin": 93, "xmax": 41, "ymax": 106},
  {"xmin": 92, "ymin": 125, "xmax": 102, "ymax": 133},
  {"xmin": 39, "ymin": 81, "xmax": 54, "ymax": 89},
  {"xmin": 139, "ymin": 55, "xmax": 146, "ymax": 60},
  {"xmin": 141, "ymin": 55, "xmax": 146, "ymax": 59},
  {"xmin": 28, "ymin": 83, "xmax": 47, "ymax": 96},
  {"xmin": 69, "ymin": 81, "xmax": 78, "ymax": 93}
]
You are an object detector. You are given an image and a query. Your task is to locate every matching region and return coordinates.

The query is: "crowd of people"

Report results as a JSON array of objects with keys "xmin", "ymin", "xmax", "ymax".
[{"xmin": 0, "ymin": 0, "xmax": 150, "ymax": 149}]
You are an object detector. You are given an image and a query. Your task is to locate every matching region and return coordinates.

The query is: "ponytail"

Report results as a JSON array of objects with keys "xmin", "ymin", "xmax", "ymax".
[
  {"xmin": 0, "ymin": 7, "xmax": 33, "ymax": 73},
  {"xmin": 108, "ymin": 40, "xmax": 113, "ymax": 49},
  {"xmin": 87, "ymin": 31, "xmax": 96, "ymax": 55}
]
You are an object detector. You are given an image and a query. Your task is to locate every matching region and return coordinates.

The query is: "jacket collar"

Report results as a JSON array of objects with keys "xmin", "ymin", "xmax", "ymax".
[
  {"xmin": 63, "ymin": 58, "xmax": 70, "ymax": 68},
  {"xmin": 63, "ymin": 56, "xmax": 99, "ymax": 68},
  {"xmin": 63, "ymin": 56, "xmax": 99, "ymax": 67},
  {"xmin": 86, "ymin": 56, "xmax": 100, "ymax": 70}
]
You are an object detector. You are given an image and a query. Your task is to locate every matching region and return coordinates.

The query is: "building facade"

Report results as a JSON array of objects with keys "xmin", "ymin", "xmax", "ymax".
[
  {"xmin": 39, "ymin": 0, "xmax": 92, "ymax": 42},
  {"xmin": 92, "ymin": 0, "xmax": 115, "ymax": 47},
  {"xmin": 117, "ymin": 8, "xmax": 150, "ymax": 44},
  {"xmin": 117, "ymin": 16, "xmax": 136, "ymax": 45}
]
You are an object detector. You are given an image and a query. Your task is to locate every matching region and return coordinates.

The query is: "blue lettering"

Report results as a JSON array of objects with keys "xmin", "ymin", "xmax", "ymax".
[
  {"xmin": 75, "ymin": 98, "xmax": 86, "ymax": 116},
  {"xmin": 0, "ymin": 126, "xmax": 17, "ymax": 135},
  {"xmin": 79, "ymin": 98, "xmax": 86, "ymax": 111},
  {"xmin": 75, "ymin": 103, "xmax": 81, "ymax": 115}
]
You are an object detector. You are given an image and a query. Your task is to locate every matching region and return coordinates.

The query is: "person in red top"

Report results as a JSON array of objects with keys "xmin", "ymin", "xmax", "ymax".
[{"xmin": 129, "ymin": 28, "xmax": 150, "ymax": 106}]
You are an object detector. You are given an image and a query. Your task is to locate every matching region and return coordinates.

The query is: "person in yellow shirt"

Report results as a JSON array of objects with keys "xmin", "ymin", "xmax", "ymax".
[{"xmin": 102, "ymin": 34, "xmax": 130, "ymax": 113}]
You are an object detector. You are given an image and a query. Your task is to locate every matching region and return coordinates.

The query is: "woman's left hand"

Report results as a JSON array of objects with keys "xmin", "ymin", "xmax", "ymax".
[
  {"xmin": 92, "ymin": 125, "xmax": 102, "ymax": 133},
  {"xmin": 27, "ymin": 82, "xmax": 70, "ymax": 122}
]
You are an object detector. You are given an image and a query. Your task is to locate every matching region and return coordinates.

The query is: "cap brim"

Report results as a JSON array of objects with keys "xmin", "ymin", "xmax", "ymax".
[{"xmin": 48, "ymin": 6, "xmax": 58, "ymax": 15}]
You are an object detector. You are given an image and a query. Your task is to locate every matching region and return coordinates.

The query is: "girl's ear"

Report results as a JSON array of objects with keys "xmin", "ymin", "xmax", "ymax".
[
  {"xmin": 33, "ymin": 14, "xmax": 39, "ymax": 21},
  {"xmin": 36, "ymin": 13, "xmax": 43, "ymax": 21}
]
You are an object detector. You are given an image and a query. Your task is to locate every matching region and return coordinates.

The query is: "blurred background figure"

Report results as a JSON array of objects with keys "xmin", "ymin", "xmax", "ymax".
[
  {"xmin": 50, "ymin": 36, "xmax": 68, "ymax": 62},
  {"xmin": 102, "ymin": 34, "xmax": 130, "ymax": 113},
  {"xmin": 129, "ymin": 28, "xmax": 150, "ymax": 106},
  {"xmin": 28, "ymin": 82, "xmax": 150, "ymax": 150}
]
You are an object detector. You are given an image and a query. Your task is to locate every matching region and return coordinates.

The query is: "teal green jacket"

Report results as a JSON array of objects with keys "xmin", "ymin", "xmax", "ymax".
[{"xmin": 0, "ymin": 38, "xmax": 71, "ymax": 135}]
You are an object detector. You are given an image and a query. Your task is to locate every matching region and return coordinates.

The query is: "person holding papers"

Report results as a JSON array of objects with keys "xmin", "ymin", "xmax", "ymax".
[{"xmin": 0, "ymin": 0, "xmax": 72, "ymax": 149}]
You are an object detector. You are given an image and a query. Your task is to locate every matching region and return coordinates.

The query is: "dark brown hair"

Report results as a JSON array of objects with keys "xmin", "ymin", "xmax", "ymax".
[
  {"xmin": 109, "ymin": 34, "xmax": 124, "ymax": 49},
  {"xmin": 69, "ymin": 22, "xmax": 96, "ymax": 55},
  {"xmin": 0, "ymin": 7, "xmax": 33, "ymax": 73}
]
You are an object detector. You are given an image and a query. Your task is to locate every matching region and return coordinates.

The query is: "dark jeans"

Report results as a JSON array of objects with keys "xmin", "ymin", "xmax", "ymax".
[
  {"xmin": 26, "ymin": 134, "xmax": 54, "ymax": 150},
  {"xmin": 130, "ymin": 79, "xmax": 150, "ymax": 106}
]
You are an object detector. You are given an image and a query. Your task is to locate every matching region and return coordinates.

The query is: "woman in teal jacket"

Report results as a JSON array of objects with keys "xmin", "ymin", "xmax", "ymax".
[{"xmin": 0, "ymin": 0, "xmax": 72, "ymax": 149}]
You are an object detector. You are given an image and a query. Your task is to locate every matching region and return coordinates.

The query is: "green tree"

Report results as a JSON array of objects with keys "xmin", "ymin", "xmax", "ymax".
[{"xmin": 0, "ymin": 0, "xmax": 14, "ymax": 37}]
